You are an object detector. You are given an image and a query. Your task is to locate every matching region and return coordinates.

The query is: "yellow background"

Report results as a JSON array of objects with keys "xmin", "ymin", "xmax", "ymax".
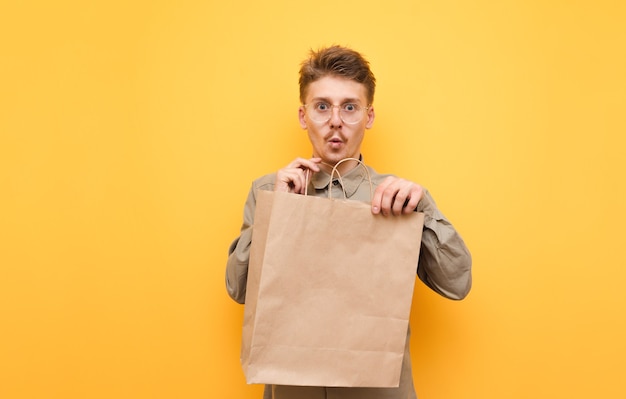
[{"xmin": 1, "ymin": 1, "xmax": 625, "ymax": 398}]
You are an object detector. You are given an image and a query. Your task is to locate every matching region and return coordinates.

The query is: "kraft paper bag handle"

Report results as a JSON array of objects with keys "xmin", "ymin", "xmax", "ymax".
[
  {"xmin": 328, "ymin": 157, "xmax": 374, "ymax": 200},
  {"xmin": 304, "ymin": 157, "xmax": 374, "ymax": 200}
]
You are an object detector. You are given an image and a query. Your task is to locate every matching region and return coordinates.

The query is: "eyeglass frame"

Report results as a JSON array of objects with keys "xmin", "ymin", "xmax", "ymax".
[{"xmin": 301, "ymin": 102, "xmax": 371, "ymax": 125}]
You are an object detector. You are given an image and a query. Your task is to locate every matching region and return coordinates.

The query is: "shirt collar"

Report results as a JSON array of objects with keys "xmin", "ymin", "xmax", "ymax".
[{"xmin": 311, "ymin": 158, "xmax": 368, "ymax": 198}]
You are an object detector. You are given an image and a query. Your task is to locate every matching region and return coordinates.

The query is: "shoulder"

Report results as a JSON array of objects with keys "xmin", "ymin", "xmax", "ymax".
[
  {"xmin": 251, "ymin": 173, "xmax": 276, "ymax": 192},
  {"xmin": 241, "ymin": 173, "xmax": 276, "ymax": 214},
  {"xmin": 365, "ymin": 165, "xmax": 394, "ymax": 187}
]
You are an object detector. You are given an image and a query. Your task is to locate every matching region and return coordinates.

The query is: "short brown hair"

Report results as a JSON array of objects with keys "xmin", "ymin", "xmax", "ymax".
[{"xmin": 298, "ymin": 45, "xmax": 376, "ymax": 105}]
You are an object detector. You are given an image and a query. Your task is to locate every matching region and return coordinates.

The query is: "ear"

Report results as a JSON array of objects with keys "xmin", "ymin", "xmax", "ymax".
[
  {"xmin": 365, "ymin": 105, "xmax": 375, "ymax": 129},
  {"xmin": 298, "ymin": 106, "xmax": 307, "ymax": 129}
]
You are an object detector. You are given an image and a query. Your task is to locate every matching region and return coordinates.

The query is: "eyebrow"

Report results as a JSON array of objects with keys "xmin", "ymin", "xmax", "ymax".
[{"xmin": 310, "ymin": 97, "xmax": 363, "ymax": 104}]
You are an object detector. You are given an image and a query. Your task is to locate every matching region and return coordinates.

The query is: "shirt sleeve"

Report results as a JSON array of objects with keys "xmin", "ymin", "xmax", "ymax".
[
  {"xmin": 416, "ymin": 190, "xmax": 472, "ymax": 300},
  {"xmin": 225, "ymin": 184, "xmax": 257, "ymax": 304}
]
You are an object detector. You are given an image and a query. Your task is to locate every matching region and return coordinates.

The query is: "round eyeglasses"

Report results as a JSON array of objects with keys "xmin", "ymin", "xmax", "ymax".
[{"xmin": 303, "ymin": 102, "xmax": 370, "ymax": 125}]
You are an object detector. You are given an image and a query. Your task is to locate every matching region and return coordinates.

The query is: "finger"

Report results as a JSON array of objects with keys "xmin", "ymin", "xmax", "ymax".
[
  {"xmin": 275, "ymin": 169, "xmax": 301, "ymax": 193},
  {"xmin": 288, "ymin": 157, "xmax": 321, "ymax": 173},
  {"xmin": 390, "ymin": 181, "xmax": 420, "ymax": 215},
  {"xmin": 379, "ymin": 186, "xmax": 397, "ymax": 216},
  {"xmin": 294, "ymin": 167, "xmax": 316, "ymax": 194},
  {"xmin": 294, "ymin": 168, "xmax": 310, "ymax": 194},
  {"xmin": 402, "ymin": 186, "xmax": 423, "ymax": 214},
  {"xmin": 374, "ymin": 178, "xmax": 424, "ymax": 216},
  {"xmin": 277, "ymin": 158, "xmax": 321, "ymax": 194},
  {"xmin": 392, "ymin": 183, "xmax": 424, "ymax": 215},
  {"xmin": 391, "ymin": 186, "xmax": 411, "ymax": 216},
  {"xmin": 377, "ymin": 178, "xmax": 401, "ymax": 216},
  {"xmin": 288, "ymin": 168, "xmax": 308, "ymax": 194},
  {"xmin": 371, "ymin": 177, "xmax": 393, "ymax": 214}
]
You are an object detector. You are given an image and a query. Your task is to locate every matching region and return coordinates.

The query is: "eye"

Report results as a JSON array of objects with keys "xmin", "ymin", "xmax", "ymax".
[
  {"xmin": 315, "ymin": 102, "xmax": 330, "ymax": 111},
  {"xmin": 342, "ymin": 103, "xmax": 358, "ymax": 112}
]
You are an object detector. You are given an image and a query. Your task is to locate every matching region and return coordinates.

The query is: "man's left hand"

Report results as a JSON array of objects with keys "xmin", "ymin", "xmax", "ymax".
[{"xmin": 371, "ymin": 176, "xmax": 424, "ymax": 216}]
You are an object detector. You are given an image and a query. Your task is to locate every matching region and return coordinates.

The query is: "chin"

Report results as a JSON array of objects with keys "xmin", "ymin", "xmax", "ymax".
[
  {"xmin": 319, "ymin": 149, "xmax": 356, "ymax": 166},
  {"xmin": 322, "ymin": 155, "xmax": 344, "ymax": 165}
]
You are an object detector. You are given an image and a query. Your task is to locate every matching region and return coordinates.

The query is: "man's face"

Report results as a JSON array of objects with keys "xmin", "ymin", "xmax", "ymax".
[{"xmin": 299, "ymin": 76, "xmax": 375, "ymax": 166}]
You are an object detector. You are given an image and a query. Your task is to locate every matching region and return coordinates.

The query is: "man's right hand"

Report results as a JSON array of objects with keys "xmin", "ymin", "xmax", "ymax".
[{"xmin": 274, "ymin": 157, "xmax": 322, "ymax": 194}]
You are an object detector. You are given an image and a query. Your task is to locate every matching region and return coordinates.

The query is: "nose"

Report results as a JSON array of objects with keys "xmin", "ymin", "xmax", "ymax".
[{"xmin": 329, "ymin": 105, "xmax": 342, "ymax": 127}]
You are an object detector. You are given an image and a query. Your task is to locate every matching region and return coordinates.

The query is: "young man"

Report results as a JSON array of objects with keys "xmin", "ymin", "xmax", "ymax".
[{"xmin": 226, "ymin": 45, "xmax": 472, "ymax": 399}]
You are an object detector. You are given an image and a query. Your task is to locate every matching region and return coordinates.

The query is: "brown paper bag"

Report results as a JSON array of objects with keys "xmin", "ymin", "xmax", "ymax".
[{"xmin": 241, "ymin": 162, "xmax": 424, "ymax": 388}]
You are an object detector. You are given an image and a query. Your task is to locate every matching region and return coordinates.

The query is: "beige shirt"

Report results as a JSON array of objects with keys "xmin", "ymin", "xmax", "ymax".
[{"xmin": 226, "ymin": 163, "xmax": 472, "ymax": 399}]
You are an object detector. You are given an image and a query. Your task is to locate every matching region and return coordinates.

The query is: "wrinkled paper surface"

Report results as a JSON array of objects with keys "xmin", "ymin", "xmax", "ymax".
[{"xmin": 241, "ymin": 190, "xmax": 424, "ymax": 387}]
